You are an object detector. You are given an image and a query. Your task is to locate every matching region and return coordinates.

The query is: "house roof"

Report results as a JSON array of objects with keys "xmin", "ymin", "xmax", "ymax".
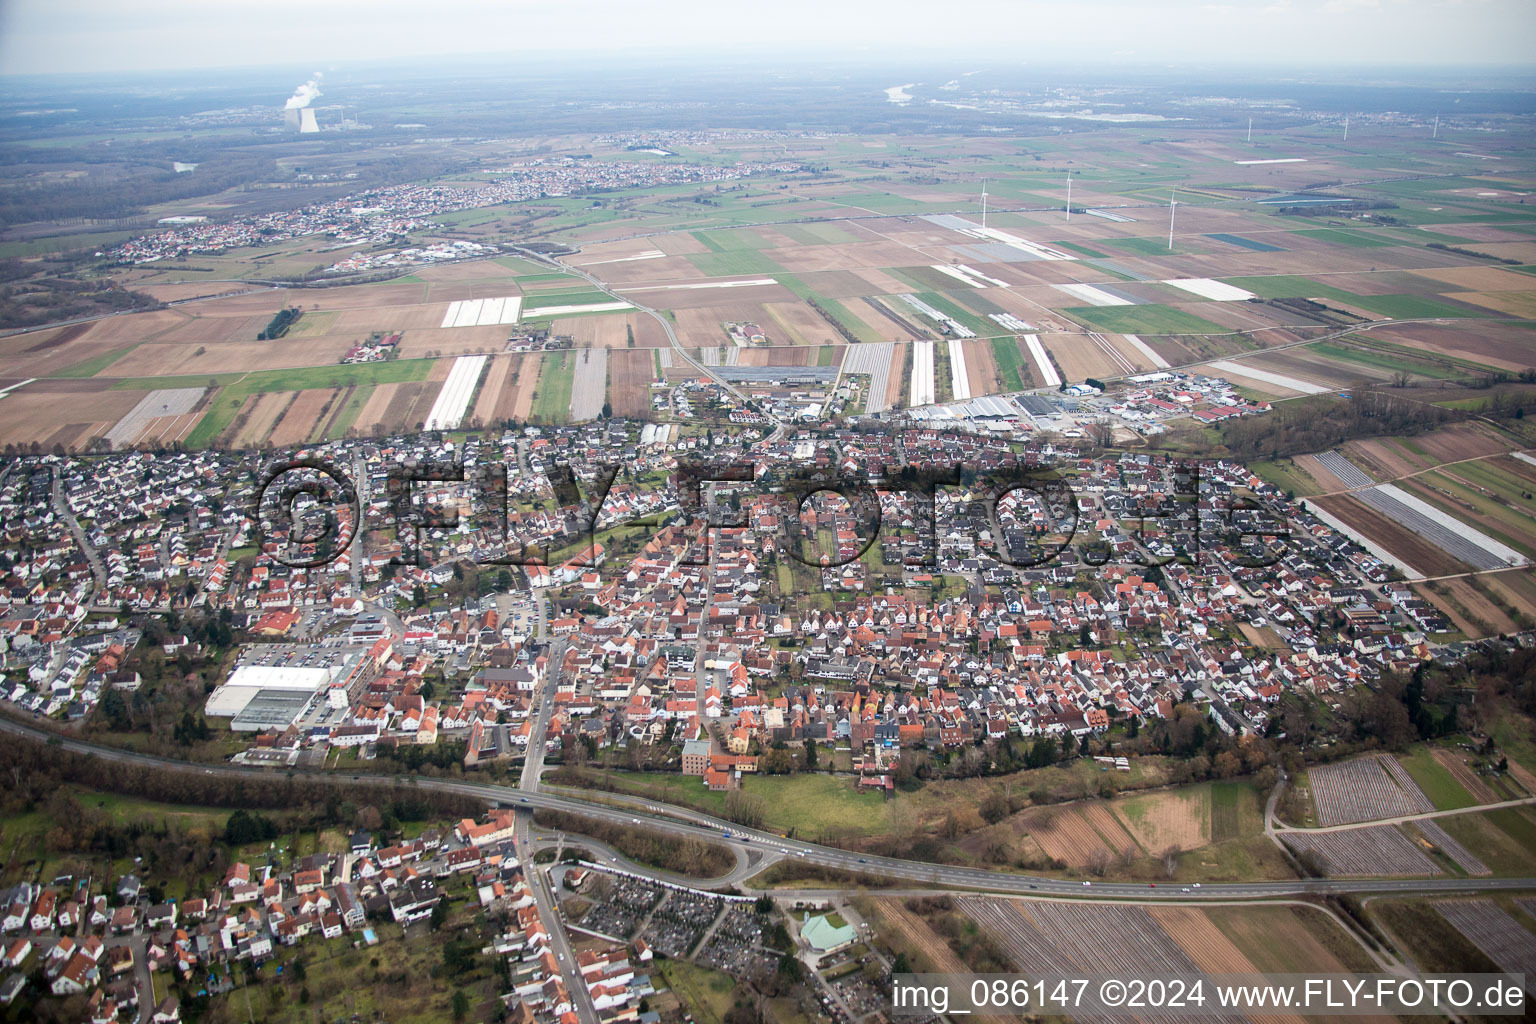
[{"xmin": 801, "ymin": 914, "xmax": 855, "ymax": 952}]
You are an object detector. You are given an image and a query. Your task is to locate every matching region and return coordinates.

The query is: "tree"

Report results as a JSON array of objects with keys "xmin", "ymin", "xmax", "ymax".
[
  {"xmin": 804, "ymin": 738, "xmax": 818, "ymax": 770},
  {"xmin": 430, "ymin": 899, "xmax": 449, "ymax": 931},
  {"xmin": 1085, "ymin": 847, "xmax": 1111, "ymax": 877},
  {"xmin": 453, "ymin": 990, "xmax": 470, "ymax": 1021},
  {"xmin": 1160, "ymin": 844, "xmax": 1182, "ymax": 879}
]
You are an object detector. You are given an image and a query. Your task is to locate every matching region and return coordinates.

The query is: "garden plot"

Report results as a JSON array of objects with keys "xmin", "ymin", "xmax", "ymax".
[
  {"xmin": 947, "ymin": 339, "xmax": 971, "ymax": 400},
  {"xmin": 1165, "ymin": 278, "xmax": 1257, "ymax": 301},
  {"xmin": 1054, "ymin": 283, "xmax": 1133, "ymax": 307},
  {"xmin": 1283, "ymin": 826, "xmax": 1441, "ymax": 876},
  {"xmin": 1354, "ymin": 484, "xmax": 1526, "ymax": 571},
  {"xmin": 422, "ymin": 355, "xmax": 486, "ymax": 431},
  {"xmin": 1308, "ymin": 755, "xmax": 1436, "ymax": 826},
  {"xmin": 841, "ymin": 343, "xmax": 895, "ymax": 414},
  {"xmin": 1435, "ymin": 900, "xmax": 1536, "ymax": 980}
]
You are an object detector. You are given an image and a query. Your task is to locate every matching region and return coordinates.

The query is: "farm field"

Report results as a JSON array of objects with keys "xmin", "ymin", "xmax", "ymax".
[
  {"xmin": 1281, "ymin": 824, "xmax": 1441, "ymax": 877},
  {"xmin": 963, "ymin": 896, "xmax": 1385, "ymax": 1020},
  {"xmin": 1311, "ymin": 493, "xmax": 1471, "ymax": 579},
  {"xmin": 607, "ymin": 349, "xmax": 656, "ymax": 419},
  {"xmin": 1306, "ymin": 755, "xmax": 1436, "ymax": 826},
  {"xmin": 1410, "ymin": 819, "xmax": 1490, "ymax": 876},
  {"xmin": 1433, "ymin": 900, "xmax": 1536, "ymax": 978}
]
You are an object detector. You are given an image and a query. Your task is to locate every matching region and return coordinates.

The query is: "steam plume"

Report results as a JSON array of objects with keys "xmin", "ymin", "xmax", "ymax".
[{"xmin": 285, "ymin": 73, "xmax": 323, "ymax": 110}]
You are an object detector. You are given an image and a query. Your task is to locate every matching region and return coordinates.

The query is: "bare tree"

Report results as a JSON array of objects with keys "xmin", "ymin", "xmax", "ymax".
[
  {"xmin": 1161, "ymin": 844, "xmax": 1182, "ymax": 879},
  {"xmin": 1086, "ymin": 847, "xmax": 1111, "ymax": 877}
]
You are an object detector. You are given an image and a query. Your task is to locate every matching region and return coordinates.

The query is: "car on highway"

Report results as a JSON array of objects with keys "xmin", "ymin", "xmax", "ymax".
[
  {"xmin": 1182, "ymin": 887, "xmax": 1191, "ymax": 892},
  {"xmin": 1083, "ymin": 881, "xmax": 1091, "ymax": 886},
  {"xmin": 631, "ymin": 818, "xmax": 639, "ymax": 823}
]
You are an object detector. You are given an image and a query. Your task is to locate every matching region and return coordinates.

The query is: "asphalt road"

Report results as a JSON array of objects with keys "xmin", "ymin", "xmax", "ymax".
[{"xmin": 5, "ymin": 715, "xmax": 1533, "ymax": 903}]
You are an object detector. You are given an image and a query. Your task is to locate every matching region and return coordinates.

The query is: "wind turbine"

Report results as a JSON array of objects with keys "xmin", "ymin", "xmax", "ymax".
[
  {"xmin": 1247, "ymin": 117, "xmax": 1252, "ymax": 144},
  {"xmin": 981, "ymin": 180, "xmax": 988, "ymax": 229},
  {"xmin": 1343, "ymin": 116, "xmax": 1349, "ymax": 142},
  {"xmin": 1167, "ymin": 189, "xmax": 1178, "ymax": 250},
  {"xmin": 1065, "ymin": 172, "xmax": 1072, "ymax": 222},
  {"xmin": 1433, "ymin": 115, "xmax": 1439, "ymax": 140}
]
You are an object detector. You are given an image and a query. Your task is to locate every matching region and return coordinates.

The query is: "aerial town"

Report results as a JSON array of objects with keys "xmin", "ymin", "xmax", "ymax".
[{"xmin": 2, "ymin": 7, "xmax": 1536, "ymax": 1021}]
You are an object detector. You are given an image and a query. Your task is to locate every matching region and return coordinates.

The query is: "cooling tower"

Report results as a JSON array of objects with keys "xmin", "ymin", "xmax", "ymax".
[
  {"xmin": 284, "ymin": 108, "xmax": 301, "ymax": 131},
  {"xmin": 299, "ymin": 108, "xmax": 319, "ymax": 133}
]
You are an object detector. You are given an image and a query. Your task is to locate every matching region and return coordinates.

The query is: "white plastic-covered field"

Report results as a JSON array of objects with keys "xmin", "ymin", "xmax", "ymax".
[
  {"xmin": 423, "ymin": 355, "xmax": 487, "ymax": 430},
  {"xmin": 1054, "ymin": 283, "xmax": 1131, "ymax": 307},
  {"xmin": 947, "ymin": 339, "xmax": 971, "ymax": 400},
  {"xmin": 569, "ymin": 348, "xmax": 608, "ymax": 423},
  {"xmin": 1023, "ymin": 334, "xmax": 1060, "ymax": 388},
  {"xmin": 619, "ymin": 279, "xmax": 775, "ymax": 292},
  {"xmin": 909, "ymin": 340, "xmax": 936, "ymax": 407},
  {"xmin": 1165, "ymin": 278, "xmax": 1256, "ymax": 301},
  {"xmin": 440, "ymin": 296, "xmax": 521, "ymax": 328},
  {"xmin": 841, "ymin": 343, "xmax": 895, "ymax": 414},
  {"xmin": 521, "ymin": 300, "xmax": 633, "ymax": 317},
  {"xmin": 931, "ymin": 264, "xmax": 1008, "ymax": 288},
  {"xmin": 988, "ymin": 313, "xmax": 1032, "ymax": 332},
  {"xmin": 1358, "ymin": 484, "xmax": 1526, "ymax": 570},
  {"xmin": 897, "ymin": 295, "xmax": 974, "ymax": 338},
  {"xmin": 1206, "ymin": 360, "xmax": 1330, "ymax": 395},
  {"xmin": 932, "ymin": 264, "xmax": 987, "ymax": 288},
  {"xmin": 920, "ymin": 215, "xmax": 1078, "ymax": 261},
  {"xmin": 1121, "ymin": 334, "xmax": 1170, "ymax": 369}
]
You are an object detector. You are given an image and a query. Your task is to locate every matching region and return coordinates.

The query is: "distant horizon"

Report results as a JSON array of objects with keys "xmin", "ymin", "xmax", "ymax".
[{"xmin": 1, "ymin": 0, "xmax": 1534, "ymax": 78}]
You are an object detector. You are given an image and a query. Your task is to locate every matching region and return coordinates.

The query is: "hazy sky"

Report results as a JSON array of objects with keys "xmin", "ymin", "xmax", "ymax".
[{"xmin": 1, "ymin": 0, "xmax": 1532, "ymax": 76}]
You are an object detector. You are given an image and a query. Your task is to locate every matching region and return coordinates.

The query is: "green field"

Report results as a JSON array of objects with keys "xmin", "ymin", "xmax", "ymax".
[
  {"xmin": 1062, "ymin": 304, "xmax": 1228, "ymax": 335},
  {"xmin": 991, "ymin": 336, "xmax": 1029, "ymax": 390},
  {"xmin": 1290, "ymin": 227, "xmax": 1395, "ymax": 248},
  {"xmin": 1220, "ymin": 275, "xmax": 1364, "ymax": 304},
  {"xmin": 324, "ymin": 385, "xmax": 375, "ymax": 440},
  {"xmin": 1210, "ymin": 781, "xmax": 1259, "ymax": 842},
  {"xmin": 55, "ymin": 344, "xmax": 139, "ymax": 378},
  {"xmin": 184, "ymin": 359, "xmax": 437, "ymax": 447},
  {"xmin": 687, "ymin": 249, "xmax": 782, "ymax": 277},
  {"xmin": 774, "ymin": 222, "xmax": 861, "ymax": 245},
  {"xmin": 1397, "ymin": 747, "xmax": 1478, "ymax": 811},
  {"xmin": 1103, "ymin": 236, "xmax": 1212, "ymax": 257},
  {"xmin": 692, "ymin": 228, "xmax": 771, "ymax": 252},
  {"xmin": 519, "ymin": 288, "xmax": 620, "ymax": 309},
  {"xmin": 1349, "ymin": 293, "xmax": 1497, "ymax": 320},
  {"xmin": 1052, "ymin": 240, "xmax": 1111, "ymax": 259},
  {"xmin": 532, "ymin": 351, "xmax": 575, "ymax": 422},
  {"xmin": 914, "ymin": 291, "xmax": 992, "ymax": 337}
]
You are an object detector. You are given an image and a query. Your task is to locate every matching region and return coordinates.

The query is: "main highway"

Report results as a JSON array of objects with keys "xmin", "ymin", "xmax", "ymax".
[{"xmin": 3, "ymin": 714, "xmax": 1532, "ymax": 903}]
